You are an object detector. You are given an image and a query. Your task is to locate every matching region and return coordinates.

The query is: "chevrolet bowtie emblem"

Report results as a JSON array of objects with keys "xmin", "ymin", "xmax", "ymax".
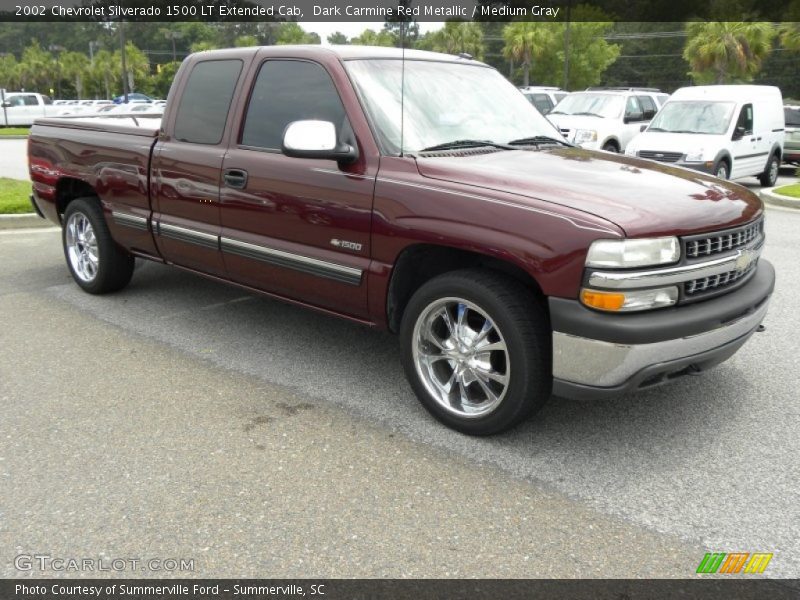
[{"xmin": 735, "ymin": 249, "xmax": 757, "ymax": 272}]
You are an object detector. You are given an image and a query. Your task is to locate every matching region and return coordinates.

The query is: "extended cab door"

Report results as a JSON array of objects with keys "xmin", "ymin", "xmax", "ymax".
[
  {"xmin": 620, "ymin": 96, "xmax": 646, "ymax": 150},
  {"xmin": 218, "ymin": 55, "xmax": 377, "ymax": 319},
  {"xmin": 151, "ymin": 58, "xmax": 247, "ymax": 276}
]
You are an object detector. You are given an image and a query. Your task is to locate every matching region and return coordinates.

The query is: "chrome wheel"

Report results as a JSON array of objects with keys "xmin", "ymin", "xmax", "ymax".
[
  {"xmin": 65, "ymin": 212, "xmax": 99, "ymax": 282},
  {"xmin": 412, "ymin": 297, "xmax": 510, "ymax": 418}
]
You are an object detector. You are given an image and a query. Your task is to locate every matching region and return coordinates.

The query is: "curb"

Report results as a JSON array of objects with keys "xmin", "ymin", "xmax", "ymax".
[
  {"xmin": 0, "ymin": 135, "xmax": 28, "ymax": 140},
  {"xmin": 0, "ymin": 213, "xmax": 53, "ymax": 230},
  {"xmin": 761, "ymin": 187, "xmax": 800, "ymax": 210}
]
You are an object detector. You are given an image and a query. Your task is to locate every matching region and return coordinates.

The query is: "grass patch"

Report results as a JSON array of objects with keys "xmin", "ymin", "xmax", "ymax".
[
  {"xmin": 0, "ymin": 127, "xmax": 29, "ymax": 136},
  {"xmin": 0, "ymin": 178, "xmax": 32, "ymax": 214},
  {"xmin": 773, "ymin": 184, "xmax": 800, "ymax": 199}
]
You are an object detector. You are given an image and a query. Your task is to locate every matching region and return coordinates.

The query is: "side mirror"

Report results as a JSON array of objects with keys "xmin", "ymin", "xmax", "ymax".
[
  {"xmin": 1, "ymin": 101, "xmax": 11, "ymax": 108},
  {"xmin": 281, "ymin": 120, "xmax": 358, "ymax": 164},
  {"xmin": 732, "ymin": 126, "xmax": 745, "ymax": 141},
  {"xmin": 624, "ymin": 112, "xmax": 643, "ymax": 124},
  {"xmin": 640, "ymin": 124, "xmax": 648, "ymax": 132}
]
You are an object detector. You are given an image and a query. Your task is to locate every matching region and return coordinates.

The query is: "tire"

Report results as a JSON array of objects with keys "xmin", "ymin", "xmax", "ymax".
[
  {"xmin": 758, "ymin": 153, "xmax": 779, "ymax": 187},
  {"xmin": 713, "ymin": 159, "xmax": 729, "ymax": 180},
  {"xmin": 62, "ymin": 197, "xmax": 135, "ymax": 294},
  {"xmin": 399, "ymin": 269, "xmax": 552, "ymax": 435},
  {"xmin": 602, "ymin": 141, "xmax": 619, "ymax": 153}
]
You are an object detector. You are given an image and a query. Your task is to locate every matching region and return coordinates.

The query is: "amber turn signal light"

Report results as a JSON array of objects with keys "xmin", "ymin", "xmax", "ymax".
[{"xmin": 581, "ymin": 289, "xmax": 626, "ymax": 311}]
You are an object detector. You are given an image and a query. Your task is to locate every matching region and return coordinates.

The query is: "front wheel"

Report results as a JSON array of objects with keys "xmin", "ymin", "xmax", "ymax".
[
  {"xmin": 63, "ymin": 197, "xmax": 135, "ymax": 294},
  {"xmin": 602, "ymin": 141, "xmax": 619, "ymax": 153},
  {"xmin": 400, "ymin": 269, "xmax": 552, "ymax": 435},
  {"xmin": 759, "ymin": 154, "xmax": 780, "ymax": 187},
  {"xmin": 713, "ymin": 160, "xmax": 729, "ymax": 180}
]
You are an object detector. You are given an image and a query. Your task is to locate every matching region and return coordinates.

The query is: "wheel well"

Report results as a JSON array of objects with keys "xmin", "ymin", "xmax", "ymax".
[
  {"xmin": 386, "ymin": 244, "xmax": 545, "ymax": 333},
  {"xmin": 56, "ymin": 178, "xmax": 97, "ymax": 216},
  {"xmin": 602, "ymin": 138, "xmax": 620, "ymax": 150}
]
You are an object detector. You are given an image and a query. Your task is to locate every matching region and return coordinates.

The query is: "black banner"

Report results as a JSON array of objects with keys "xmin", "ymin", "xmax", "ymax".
[
  {"xmin": 0, "ymin": 0, "xmax": 797, "ymax": 22},
  {"xmin": 3, "ymin": 579, "xmax": 800, "ymax": 600}
]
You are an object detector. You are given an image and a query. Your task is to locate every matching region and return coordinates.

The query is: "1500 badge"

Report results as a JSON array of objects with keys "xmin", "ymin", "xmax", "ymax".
[{"xmin": 330, "ymin": 239, "xmax": 363, "ymax": 252}]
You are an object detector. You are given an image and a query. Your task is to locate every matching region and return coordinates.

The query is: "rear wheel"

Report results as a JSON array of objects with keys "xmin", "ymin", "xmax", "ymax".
[
  {"xmin": 400, "ymin": 269, "xmax": 551, "ymax": 435},
  {"xmin": 758, "ymin": 154, "xmax": 779, "ymax": 187},
  {"xmin": 62, "ymin": 197, "xmax": 135, "ymax": 294}
]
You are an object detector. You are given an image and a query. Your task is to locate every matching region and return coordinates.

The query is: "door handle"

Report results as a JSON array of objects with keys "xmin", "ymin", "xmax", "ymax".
[
  {"xmin": 223, "ymin": 169, "xmax": 248, "ymax": 189},
  {"xmin": 750, "ymin": 137, "xmax": 757, "ymax": 142},
  {"xmin": 756, "ymin": 137, "xmax": 762, "ymax": 141}
]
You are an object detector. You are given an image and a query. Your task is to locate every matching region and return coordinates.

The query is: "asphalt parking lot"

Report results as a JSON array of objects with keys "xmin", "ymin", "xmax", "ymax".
[{"xmin": 1, "ymin": 199, "xmax": 799, "ymax": 579}]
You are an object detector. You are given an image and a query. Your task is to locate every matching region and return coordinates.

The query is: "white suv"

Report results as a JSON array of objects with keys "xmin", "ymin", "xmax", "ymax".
[
  {"xmin": 546, "ymin": 88, "xmax": 666, "ymax": 152},
  {"xmin": 519, "ymin": 86, "xmax": 569, "ymax": 115}
]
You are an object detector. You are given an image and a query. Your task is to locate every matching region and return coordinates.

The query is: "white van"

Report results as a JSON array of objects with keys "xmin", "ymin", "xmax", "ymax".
[{"xmin": 625, "ymin": 85, "xmax": 785, "ymax": 186}]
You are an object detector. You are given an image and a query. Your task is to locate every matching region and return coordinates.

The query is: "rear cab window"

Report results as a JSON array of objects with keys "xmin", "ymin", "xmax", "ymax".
[{"xmin": 174, "ymin": 59, "xmax": 243, "ymax": 145}]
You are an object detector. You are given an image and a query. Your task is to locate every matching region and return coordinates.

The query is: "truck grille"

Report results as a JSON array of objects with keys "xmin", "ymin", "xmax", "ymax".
[
  {"xmin": 684, "ymin": 219, "xmax": 763, "ymax": 259},
  {"xmin": 637, "ymin": 150, "xmax": 683, "ymax": 163},
  {"xmin": 684, "ymin": 261, "xmax": 757, "ymax": 296}
]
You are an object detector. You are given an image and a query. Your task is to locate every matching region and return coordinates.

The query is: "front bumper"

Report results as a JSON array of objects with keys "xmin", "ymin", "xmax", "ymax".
[{"xmin": 550, "ymin": 259, "xmax": 774, "ymax": 400}]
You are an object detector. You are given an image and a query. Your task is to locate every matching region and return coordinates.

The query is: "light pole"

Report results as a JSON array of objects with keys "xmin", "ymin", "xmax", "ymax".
[
  {"xmin": 118, "ymin": 21, "xmax": 129, "ymax": 103},
  {"xmin": 48, "ymin": 44, "xmax": 64, "ymax": 99},
  {"xmin": 164, "ymin": 31, "xmax": 184, "ymax": 63}
]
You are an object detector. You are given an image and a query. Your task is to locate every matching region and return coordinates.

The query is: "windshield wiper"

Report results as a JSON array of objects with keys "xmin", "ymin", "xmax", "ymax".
[
  {"xmin": 418, "ymin": 139, "xmax": 514, "ymax": 152},
  {"xmin": 548, "ymin": 110, "xmax": 567, "ymax": 115},
  {"xmin": 572, "ymin": 111, "xmax": 605, "ymax": 118},
  {"xmin": 507, "ymin": 135, "xmax": 572, "ymax": 147}
]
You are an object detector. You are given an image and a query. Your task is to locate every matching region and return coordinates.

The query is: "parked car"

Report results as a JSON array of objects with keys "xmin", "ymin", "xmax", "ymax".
[
  {"xmin": 519, "ymin": 86, "xmax": 568, "ymax": 115},
  {"xmin": 28, "ymin": 46, "xmax": 774, "ymax": 435},
  {"xmin": 112, "ymin": 93, "xmax": 152, "ymax": 104},
  {"xmin": 784, "ymin": 105, "xmax": 800, "ymax": 165},
  {"xmin": 625, "ymin": 85, "xmax": 785, "ymax": 186},
  {"xmin": 547, "ymin": 88, "xmax": 664, "ymax": 152}
]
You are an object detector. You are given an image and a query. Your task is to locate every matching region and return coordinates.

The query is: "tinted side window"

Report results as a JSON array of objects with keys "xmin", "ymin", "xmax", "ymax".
[
  {"xmin": 784, "ymin": 107, "xmax": 800, "ymax": 127},
  {"xmin": 42, "ymin": 95, "xmax": 52, "ymax": 105},
  {"xmin": 625, "ymin": 96, "xmax": 643, "ymax": 120},
  {"xmin": 241, "ymin": 60, "xmax": 346, "ymax": 150},
  {"xmin": 531, "ymin": 93, "xmax": 553, "ymax": 115},
  {"xmin": 174, "ymin": 59, "xmax": 242, "ymax": 145},
  {"xmin": 736, "ymin": 104, "xmax": 754, "ymax": 134},
  {"xmin": 637, "ymin": 95, "xmax": 657, "ymax": 120},
  {"xmin": 22, "ymin": 95, "xmax": 39, "ymax": 106}
]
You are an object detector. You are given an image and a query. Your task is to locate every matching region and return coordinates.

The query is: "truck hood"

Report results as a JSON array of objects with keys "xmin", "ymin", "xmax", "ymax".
[
  {"xmin": 414, "ymin": 147, "xmax": 762, "ymax": 237},
  {"xmin": 626, "ymin": 132, "xmax": 727, "ymax": 157}
]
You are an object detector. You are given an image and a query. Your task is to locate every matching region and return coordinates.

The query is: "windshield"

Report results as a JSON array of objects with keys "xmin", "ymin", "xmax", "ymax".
[
  {"xmin": 345, "ymin": 59, "xmax": 560, "ymax": 154},
  {"xmin": 648, "ymin": 101, "xmax": 735, "ymax": 134},
  {"xmin": 549, "ymin": 93, "xmax": 624, "ymax": 118}
]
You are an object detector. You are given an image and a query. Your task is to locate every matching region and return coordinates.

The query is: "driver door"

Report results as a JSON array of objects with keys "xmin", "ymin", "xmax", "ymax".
[{"xmin": 730, "ymin": 103, "xmax": 757, "ymax": 178}]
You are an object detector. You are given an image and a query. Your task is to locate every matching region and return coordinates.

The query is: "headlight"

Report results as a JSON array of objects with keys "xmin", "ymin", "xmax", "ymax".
[
  {"xmin": 586, "ymin": 237, "xmax": 680, "ymax": 268},
  {"xmin": 684, "ymin": 149, "xmax": 705, "ymax": 162},
  {"xmin": 574, "ymin": 129, "xmax": 597, "ymax": 144},
  {"xmin": 581, "ymin": 286, "xmax": 679, "ymax": 312}
]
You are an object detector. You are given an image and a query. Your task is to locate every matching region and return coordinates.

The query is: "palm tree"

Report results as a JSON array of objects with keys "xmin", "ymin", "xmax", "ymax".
[
  {"xmin": 60, "ymin": 52, "xmax": 89, "ymax": 99},
  {"xmin": 429, "ymin": 21, "xmax": 484, "ymax": 59},
  {"xmin": 779, "ymin": 23, "xmax": 800, "ymax": 52},
  {"xmin": 17, "ymin": 43, "xmax": 54, "ymax": 93},
  {"xmin": 89, "ymin": 50, "xmax": 117, "ymax": 100},
  {"xmin": 683, "ymin": 21, "xmax": 776, "ymax": 84},
  {"xmin": 502, "ymin": 22, "xmax": 548, "ymax": 87}
]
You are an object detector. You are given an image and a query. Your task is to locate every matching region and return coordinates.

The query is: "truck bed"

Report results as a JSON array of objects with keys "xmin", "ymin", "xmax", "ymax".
[{"xmin": 29, "ymin": 117, "xmax": 160, "ymax": 229}]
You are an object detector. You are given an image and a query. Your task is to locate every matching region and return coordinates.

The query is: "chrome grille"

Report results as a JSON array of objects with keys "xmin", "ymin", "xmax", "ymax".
[
  {"xmin": 684, "ymin": 261, "xmax": 757, "ymax": 296},
  {"xmin": 637, "ymin": 150, "xmax": 683, "ymax": 163},
  {"xmin": 684, "ymin": 219, "xmax": 763, "ymax": 259}
]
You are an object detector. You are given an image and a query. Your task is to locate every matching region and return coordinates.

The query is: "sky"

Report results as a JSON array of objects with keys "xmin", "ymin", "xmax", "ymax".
[{"xmin": 300, "ymin": 21, "xmax": 443, "ymax": 44}]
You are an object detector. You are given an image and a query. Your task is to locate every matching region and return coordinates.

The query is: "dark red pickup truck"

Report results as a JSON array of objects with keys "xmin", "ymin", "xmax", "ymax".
[{"xmin": 29, "ymin": 46, "xmax": 774, "ymax": 435}]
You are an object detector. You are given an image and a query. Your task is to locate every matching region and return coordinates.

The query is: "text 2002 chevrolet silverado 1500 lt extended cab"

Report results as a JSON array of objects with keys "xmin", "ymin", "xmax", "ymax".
[{"xmin": 28, "ymin": 46, "xmax": 775, "ymax": 435}]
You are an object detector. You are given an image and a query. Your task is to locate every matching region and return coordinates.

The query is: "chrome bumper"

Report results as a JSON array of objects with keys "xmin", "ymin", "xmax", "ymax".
[{"xmin": 552, "ymin": 297, "xmax": 769, "ymax": 390}]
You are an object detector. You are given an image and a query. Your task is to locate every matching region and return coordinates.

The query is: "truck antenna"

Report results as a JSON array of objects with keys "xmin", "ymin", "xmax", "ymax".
[{"xmin": 400, "ymin": 19, "xmax": 406, "ymax": 158}]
